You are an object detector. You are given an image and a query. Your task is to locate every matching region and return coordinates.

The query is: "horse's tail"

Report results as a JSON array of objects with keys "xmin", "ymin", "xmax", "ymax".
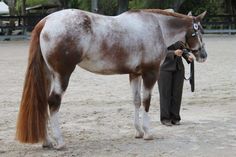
[{"xmin": 16, "ymin": 19, "xmax": 49, "ymax": 143}]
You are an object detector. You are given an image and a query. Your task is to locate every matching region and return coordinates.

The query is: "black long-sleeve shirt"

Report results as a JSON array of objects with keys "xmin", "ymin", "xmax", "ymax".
[{"xmin": 160, "ymin": 43, "xmax": 190, "ymax": 71}]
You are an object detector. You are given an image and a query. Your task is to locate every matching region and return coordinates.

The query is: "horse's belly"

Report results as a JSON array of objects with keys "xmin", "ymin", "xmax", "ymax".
[{"xmin": 78, "ymin": 60, "xmax": 133, "ymax": 75}]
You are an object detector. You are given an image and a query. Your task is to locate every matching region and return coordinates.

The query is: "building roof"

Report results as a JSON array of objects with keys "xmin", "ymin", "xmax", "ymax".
[{"xmin": 0, "ymin": 2, "xmax": 9, "ymax": 14}]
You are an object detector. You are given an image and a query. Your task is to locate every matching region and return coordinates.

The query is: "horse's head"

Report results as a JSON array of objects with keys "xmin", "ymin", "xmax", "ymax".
[{"xmin": 185, "ymin": 11, "xmax": 207, "ymax": 63}]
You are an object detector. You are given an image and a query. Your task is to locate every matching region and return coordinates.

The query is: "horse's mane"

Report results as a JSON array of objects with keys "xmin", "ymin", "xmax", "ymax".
[{"xmin": 129, "ymin": 9, "xmax": 192, "ymax": 21}]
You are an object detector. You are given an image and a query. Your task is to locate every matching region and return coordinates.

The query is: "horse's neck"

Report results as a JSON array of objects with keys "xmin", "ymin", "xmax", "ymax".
[{"xmin": 157, "ymin": 14, "xmax": 191, "ymax": 47}]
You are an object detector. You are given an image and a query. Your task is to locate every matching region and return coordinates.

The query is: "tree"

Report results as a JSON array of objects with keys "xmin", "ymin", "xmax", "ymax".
[
  {"xmin": 97, "ymin": 0, "xmax": 117, "ymax": 15},
  {"xmin": 21, "ymin": 0, "xmax": 26, "ymax": 15},
  {"xmin": 4, "ymin": 0, "xmax": 17, "ymax": 34},
  {"xmin": 224, "ymin": 0, "xmax": 236, "ymax": 15},
  {"xmin": 129, "ymin": 0, "xmax": 185, "ymax": 11},
  {"xmin": 117, "ymin": 0, "xmax": 128, "ymax": 14},
  {"xmin": 58, "ymin": 0, "xmax": 69, "ymax": 9},
  {"xmin": 91, "ymin": 0, "xmax": 98, "ymax": 12},
  {"xmin": 4, "ymin": 0, "xmax": 17, "ymax": 15}
]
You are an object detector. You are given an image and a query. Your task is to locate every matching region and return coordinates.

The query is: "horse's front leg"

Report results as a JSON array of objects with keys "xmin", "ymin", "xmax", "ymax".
[
  {"xmin": 141, "ymin": 71, "xmax": 158, "ymax": 140},
  {"xmin": 129, "ymin": 74, "xmax": 144, "ymax": 138}
]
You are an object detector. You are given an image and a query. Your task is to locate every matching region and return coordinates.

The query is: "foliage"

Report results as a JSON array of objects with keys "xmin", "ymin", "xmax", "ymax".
[
  {"xmin": 69, "ymin": 0, "xmax": 80, "ymax": 9},
  {"xmin": 13, "ymin": 0, "xmax": 236, "ymax": 16},
  {"xmin": 98, "ymin": 0, "xmax": 118, "ymax": 15},
  {"xmin": 129, "ymin": 0, "xmax": 184, "ymax": 10},
  {"xmin": 15, "ymin": 0, "xmax": 49, "ymax": 14},
  {"xmin": 129, "ymin": 0, "xmax": 145, "ymax": 9},
  {"xmin": 178, "ymin": 0, "xmax": 224, "ymax": 15},
  {"xmin": 76, "ymin": 0, "xmax": 91, "ymax": 11},
  {"xmin": 26, "ymin": 0, "xmax": 48, "ymax": 6}
]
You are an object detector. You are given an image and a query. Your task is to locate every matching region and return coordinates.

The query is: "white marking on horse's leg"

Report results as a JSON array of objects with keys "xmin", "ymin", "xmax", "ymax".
[
  {"xmin": 53, "ymin": 73, "xmax": 64, "ymax": 95},
  {"xmin": 50, "ymin": 74, "xmax": 65, "ymax": 149},
  {"xmin": 130, "ymin": 75, "xmax": 144, "ymax": 138},
  {"xmin": 50, "ymin": 111, "xmax": 65, "ymax": 150},
  {"xmin": 142, "ymin": 87, "xmax": 153, "ymax": 140},
  {"xmin": 142, "ymin": 110, "xmax": 153, "ymax": 140},
  {"xmin": 134, "ymin": 107, "xmax": 143, "ymax": 138}
]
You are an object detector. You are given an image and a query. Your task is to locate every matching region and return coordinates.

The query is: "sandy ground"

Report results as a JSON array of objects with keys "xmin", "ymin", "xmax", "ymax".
[{"xmin": 0, "ymin": 35, "xmax": 236, "ymax": 157}]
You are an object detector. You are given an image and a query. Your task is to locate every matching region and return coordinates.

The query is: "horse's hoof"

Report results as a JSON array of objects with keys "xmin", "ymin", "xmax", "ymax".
[
  {"xmin": 135, "ymin": 131, "xmax": 144, "ymax": 138},
  {"xmin": 54, "ymin": 143, "xmax": 66, "ymax": 150},
  {"xmin": 42, "ymin": 143, "xmax": 53, "ymax": 149},
  {"xmin": 42, "ymin": 141, "xmax": 54, "ymax": 149},
  {"xmin": 143, "ymin": 134, "xmax": 154, "ymax": 140}
]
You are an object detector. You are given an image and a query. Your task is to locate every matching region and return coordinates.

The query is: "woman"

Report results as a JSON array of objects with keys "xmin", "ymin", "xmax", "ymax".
[{"xmin": 158, "ymin": 41, "xmax": 193, "ymax": 126}]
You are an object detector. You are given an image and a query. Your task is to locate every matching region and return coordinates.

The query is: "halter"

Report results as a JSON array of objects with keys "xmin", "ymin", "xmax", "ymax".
[
  {"xmin": 184, "ymin": 60, "xmax": 195, "ymax": 92},
  {"xmin": 183, "ymin": 20, "xmax": 198, "ymax": 92},
  {"xmin": 185, "ymin": 19, "xmax": 204, "ymax": 54},
  {"xmin": 189, "ymin": 23, "xmax": 199, "ymax": 37}
]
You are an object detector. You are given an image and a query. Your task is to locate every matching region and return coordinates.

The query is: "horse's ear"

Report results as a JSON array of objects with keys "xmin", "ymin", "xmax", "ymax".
[
  {"xmin": 187, "ymin": 11, "xmax": 192, "ymax": 16},
  {"xmin": 196, "ymin": 11, "xmax": 207, "ymax": 22}
]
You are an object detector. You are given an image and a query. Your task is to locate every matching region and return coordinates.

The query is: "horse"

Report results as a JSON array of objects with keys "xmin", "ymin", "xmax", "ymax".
[{"xmin": 16, "ymin": 8, "xmax": 207, "ymax": 149}]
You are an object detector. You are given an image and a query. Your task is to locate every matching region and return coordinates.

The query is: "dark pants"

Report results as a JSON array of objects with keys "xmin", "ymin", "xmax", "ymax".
[{"xmin": 158, "ymin": 69, "xmax": 184, "ymax": 122}]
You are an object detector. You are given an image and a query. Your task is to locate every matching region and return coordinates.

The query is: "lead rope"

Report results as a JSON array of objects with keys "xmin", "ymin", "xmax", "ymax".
[{"xmin": 184, "ymin": 61, "xmax": 195, "ymax": 92}]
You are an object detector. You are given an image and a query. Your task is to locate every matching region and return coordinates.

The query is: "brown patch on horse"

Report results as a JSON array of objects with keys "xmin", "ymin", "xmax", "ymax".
[
  {"xmin": 185, "ymin": 30, "xmax": 199, "ymax": 49},
  {"xmin": 138, "ymin": 42, "xmax": 145, "ymax": 52},
  {"xmin": 42, "ymin": 32, "xmax": 50, "ymax": 42},
  {"xmin": 16, "ymin": 19, "xmax": 49, "ymax": 143},
  {"xmin": 167, "ymin": 17, "xmax": 192, "ymax": 29},
  {"xmin": 82, "ymin": 14, "xmax": 92, "ymax": 33},
  {"xmin": 47, "ymin": 36, "xmax": 82, "ymax": 90},
  {"xmin": 100, "ymin": 39, "xmax": 131, "ymax": 74},
  {"xmin": 48, "ymin": 91, "xmax": 62, "ymax": 112},
  {"xmin": 142, "ymin": 69, "xmax": 159, "ymax": 112}
]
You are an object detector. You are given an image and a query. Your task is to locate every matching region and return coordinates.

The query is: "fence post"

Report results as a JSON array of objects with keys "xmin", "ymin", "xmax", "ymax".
[{"xmin": 91, "ymin": 0, "xmax": 98, "ymax": 13}]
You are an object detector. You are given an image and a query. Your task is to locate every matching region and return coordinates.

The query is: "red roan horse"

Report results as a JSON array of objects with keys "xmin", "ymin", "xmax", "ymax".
[{"xmin": 16, "ymin": 9, "xmax": 207, "ymax": 149}]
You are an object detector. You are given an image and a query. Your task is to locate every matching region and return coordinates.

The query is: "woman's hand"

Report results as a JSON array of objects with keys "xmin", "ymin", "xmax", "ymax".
[
  {"xmin": 188, "ymin": 55, "xmax": 194, "ymax": 62},
  {"xmin": 174, "ymin": 49, "xmax": 183, "ymax": 57}
]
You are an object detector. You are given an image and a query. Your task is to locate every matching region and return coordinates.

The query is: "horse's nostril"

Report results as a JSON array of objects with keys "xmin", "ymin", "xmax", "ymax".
[
  {"xmin": 200, "ymin": 53, "xmax": 206, "ymax": 58},
  {"xmin": 200, "ymin": 49, "xmax": 207, "ymax": 59}
]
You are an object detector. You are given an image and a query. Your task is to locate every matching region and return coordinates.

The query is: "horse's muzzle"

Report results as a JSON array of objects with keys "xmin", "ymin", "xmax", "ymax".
[{"xmin": 196, "ymin": 48, "xmax": 207, "ymax": 63}]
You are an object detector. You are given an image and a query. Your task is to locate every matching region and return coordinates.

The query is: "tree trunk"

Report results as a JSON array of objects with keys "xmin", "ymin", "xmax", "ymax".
[
  {"xmin": 58, "ymin": 0, "xmax": 69, "ymax": 9},
  {"xmin": 232, "ymin": 0, "xmax": 236, "ymax": 14},
  {"xmin": 91, "ymin": 0, "xmax": 98, "ymax": 13},
  {"xmin": 21, "ymin": 0, "xmax": 26, "ymax": 15},
  {"xmin": 172, "ymin": 0, "xmax": 185, "ymax": 11},
  {"xmin": 4, "ymin": 0, "xmax": 17, "ymax": 35},
  {"xmin": 4, "ymin": 0, "xmax": 16, "ymax": 15},
  {"xmin": 117, "ymin": 0, "xmax": 129, "ymax": 14}
]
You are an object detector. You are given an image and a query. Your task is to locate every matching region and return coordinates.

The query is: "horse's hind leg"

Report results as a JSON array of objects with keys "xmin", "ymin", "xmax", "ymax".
[
  {"xmin": 45, "ymin": 53, "xmax": 77, "ymax": 149},
  {"xmin": 46, "ymin": 71, "xmax": 74, "ymax": 149},
  {"xmin": 141, "ymin": 71, "xmax": 158, "ymax": 140},
  {"xmin": 129, "ymin": 74, "xmax": 144, "ymax": 138}
]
